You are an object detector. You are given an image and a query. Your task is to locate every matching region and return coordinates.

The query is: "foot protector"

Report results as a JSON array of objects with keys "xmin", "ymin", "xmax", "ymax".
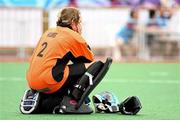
[
  {"xmin": 53, "ymin": 96, "xmax": 93, "ymax": 114},
  {"xmin": 19, "ymin": 90, "xmax": 40, "ymax": 114}
]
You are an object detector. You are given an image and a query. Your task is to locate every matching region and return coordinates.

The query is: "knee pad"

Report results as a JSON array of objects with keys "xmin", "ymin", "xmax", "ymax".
[{"xmin": 92, "ymin": 91, "xmax": 120, "ymax": 113}]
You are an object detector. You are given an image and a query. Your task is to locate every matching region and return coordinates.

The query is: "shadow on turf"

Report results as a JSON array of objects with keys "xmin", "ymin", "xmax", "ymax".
[
  {"xmin": 18, "ymin": 112, "xmax": 143, "ymax": 117},
  {"xmin": 93, "ymin": 113, "xmax": 143, "ymax": 117}
]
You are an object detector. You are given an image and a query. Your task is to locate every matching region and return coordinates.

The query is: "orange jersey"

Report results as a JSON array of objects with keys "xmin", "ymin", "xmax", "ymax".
[{"xmin": 27, "ymin": 26, "xmax": 94, "ymax": 94}]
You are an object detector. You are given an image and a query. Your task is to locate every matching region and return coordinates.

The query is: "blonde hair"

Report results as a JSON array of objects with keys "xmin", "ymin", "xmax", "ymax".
[{"xmin": 56, "ymin": 7, "xmax": 80, "ymax": 28}]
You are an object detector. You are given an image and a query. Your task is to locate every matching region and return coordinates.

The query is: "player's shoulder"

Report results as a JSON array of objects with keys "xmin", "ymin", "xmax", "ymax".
[{"xmin": 42, "ymin": 28, "xmax": 57, "ymax": 37}]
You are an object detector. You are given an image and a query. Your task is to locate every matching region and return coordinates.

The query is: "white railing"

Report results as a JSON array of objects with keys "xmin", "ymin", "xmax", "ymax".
[
  {"xmin": 0, "ymin": 7, "xmax": 43, "ymax": 47},
  {"xmin": 0, "ymin": 7, "xmax": 179, "ymax": 60}
]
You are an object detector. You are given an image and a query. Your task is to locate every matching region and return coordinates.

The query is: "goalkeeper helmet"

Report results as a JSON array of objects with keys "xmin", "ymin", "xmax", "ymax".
[
  {"xmin": 92, "ymin": 91, "xmax": 119, "ymax": 113},
  {"xmin": 119, "ymin": 96, "xmax": 142, "ymax": 115}
]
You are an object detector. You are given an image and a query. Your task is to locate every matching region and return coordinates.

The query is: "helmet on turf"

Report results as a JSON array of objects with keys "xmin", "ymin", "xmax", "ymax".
[{"xmin": 92, "ymin": 91, "xmax": 119, "ymax": 113}]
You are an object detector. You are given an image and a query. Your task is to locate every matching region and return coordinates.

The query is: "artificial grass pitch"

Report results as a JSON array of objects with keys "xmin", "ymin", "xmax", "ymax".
[{"xmin": 0, "ymin": 62, "xmax": 180, "ymax": 120}]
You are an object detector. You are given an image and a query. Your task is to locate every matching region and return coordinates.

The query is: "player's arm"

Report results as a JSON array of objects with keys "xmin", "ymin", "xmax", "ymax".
[
  {"xmin": 70, "ymin": 41, "xmax": 94, "ymax": 63},
  {"xmin": 67, "ymin": 30, "xmax": 94, "ymax": 63}
]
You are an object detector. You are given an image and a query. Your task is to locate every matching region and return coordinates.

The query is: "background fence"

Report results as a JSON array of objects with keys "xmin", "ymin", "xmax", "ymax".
[{"xmin": 0, "ymin": 7, "xmax": 179, "ymax": 61}]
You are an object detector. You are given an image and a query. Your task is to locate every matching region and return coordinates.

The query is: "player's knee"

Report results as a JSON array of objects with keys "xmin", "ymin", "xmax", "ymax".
[{"xmin": 86, "ymin": 61, "xmax": 104, "ymax": 75}]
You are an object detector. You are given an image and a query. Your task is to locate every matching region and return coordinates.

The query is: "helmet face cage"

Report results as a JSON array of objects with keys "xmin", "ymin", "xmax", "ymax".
[{"xmin": 92, "ymin": 91, "xmax": 120, "ymax": 113}]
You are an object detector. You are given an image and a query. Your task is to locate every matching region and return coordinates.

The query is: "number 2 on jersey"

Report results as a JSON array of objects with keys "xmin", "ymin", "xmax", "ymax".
[{"xmin": 37, "ymin": 42, "xmax": 48, "ymax": 57}]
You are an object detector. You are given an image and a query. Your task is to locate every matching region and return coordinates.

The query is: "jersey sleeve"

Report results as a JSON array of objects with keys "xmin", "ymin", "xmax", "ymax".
[
  {"xmin": 69, "ymin": 33, "xmax": 94, "ymax": 63},
  {"xmin": 71, "ymin": 41, "xmax": 94, "ymax": 63}
]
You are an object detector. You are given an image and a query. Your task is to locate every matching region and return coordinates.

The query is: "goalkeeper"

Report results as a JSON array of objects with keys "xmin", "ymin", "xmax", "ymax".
[{"xmin": 20, "ymin": 7, "xmax": 112, "ymax": 114}]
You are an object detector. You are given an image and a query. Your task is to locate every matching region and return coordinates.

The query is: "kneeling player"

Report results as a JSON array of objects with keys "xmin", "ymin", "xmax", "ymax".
[{"xmin": 20, "ymin": 7, "xmax": 112, "ymax": 114}]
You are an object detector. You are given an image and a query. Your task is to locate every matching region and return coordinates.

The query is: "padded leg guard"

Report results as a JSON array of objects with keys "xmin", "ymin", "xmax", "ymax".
[
  {"xmin": 54, "ymin": 57, "xmax": 112, "ymax": 114},
  {"xmin": 71, "ymin": 61, "xmax": 104, "ymax": 101},
  {"xmin": 75, "ymin": 57, "xmax": 112, "ymax": 109}
]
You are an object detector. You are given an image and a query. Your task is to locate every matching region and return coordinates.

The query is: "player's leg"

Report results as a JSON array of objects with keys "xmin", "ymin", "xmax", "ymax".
[
  {"xmin": 74, "ymin": 57, "xmax": 112, "ymax": 109},
  {"xmin": 65, "ymin": 63, "xmax": 87, "ymax": 91},
  {"xmin": 53, "ymin": 61, "xmax": 103, "ymax": 114},
  {"xmin": 55, "ymin": 57, "xmax": 112, "ymax": 114},
  {"xmin": 113, "ymin": 38, "xmax": 124, "ymax": 61},
  {"xmin": 71, "ymin": 61, "xmax": 104, "ymax": 104}
]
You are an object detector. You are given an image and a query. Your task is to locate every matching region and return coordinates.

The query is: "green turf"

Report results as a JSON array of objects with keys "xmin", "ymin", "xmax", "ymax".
[{"xmin": 0, "ymin": 62, "xmax": 180, "ymax": 120}]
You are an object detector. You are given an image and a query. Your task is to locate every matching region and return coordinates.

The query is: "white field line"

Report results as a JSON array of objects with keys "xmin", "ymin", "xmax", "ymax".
[
  {"xmin": 103, "ymin": 79, "xmax": 180, "ymax": 84},
  {"xmin": 0, "ymin": 77, "xmax": 24, "ymax": 81},
  {"xmin": 0, "ymin": 77, "xmax": 180, "ymax": 84},
  {"xmin": 149, "ymin": 72, "xmax": 169, "ymax": 76}
]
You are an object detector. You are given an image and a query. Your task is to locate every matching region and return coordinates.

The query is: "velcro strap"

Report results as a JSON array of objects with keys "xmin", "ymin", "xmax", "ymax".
[
  {"xmin": 85, "ymin": 72, "xmax": 94, "ymax": 85},
  {"xmin": 74, "ymin": 84, "xmax": 86, "ymax": 91}
]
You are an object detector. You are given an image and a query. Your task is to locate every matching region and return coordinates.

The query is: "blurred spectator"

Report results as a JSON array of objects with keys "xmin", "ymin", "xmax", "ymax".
[
  {"xmin": 145, "ymin": 5, "xmax": 173, "ymax": 46},
  {"xmin": 145, "ymin": 9, "xmax": 158, "ymax": 47},
  {"xmin": 113, "ymin": 9, "xmax": 139, "ymax": 61},
  {"xmin": 156, "ymin": 6, "xmax": 173, "ymax": 28},
  {"xmin": 76, "ymin": 0, "xmax": 112, "ymax": 7},
  {"xmin": 144, "ymin": 5, "xmax": 179, "ymax": 58},
  {"xmin": 147, "ymin": 9, "xmax": 158, "ymax": 27}
]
